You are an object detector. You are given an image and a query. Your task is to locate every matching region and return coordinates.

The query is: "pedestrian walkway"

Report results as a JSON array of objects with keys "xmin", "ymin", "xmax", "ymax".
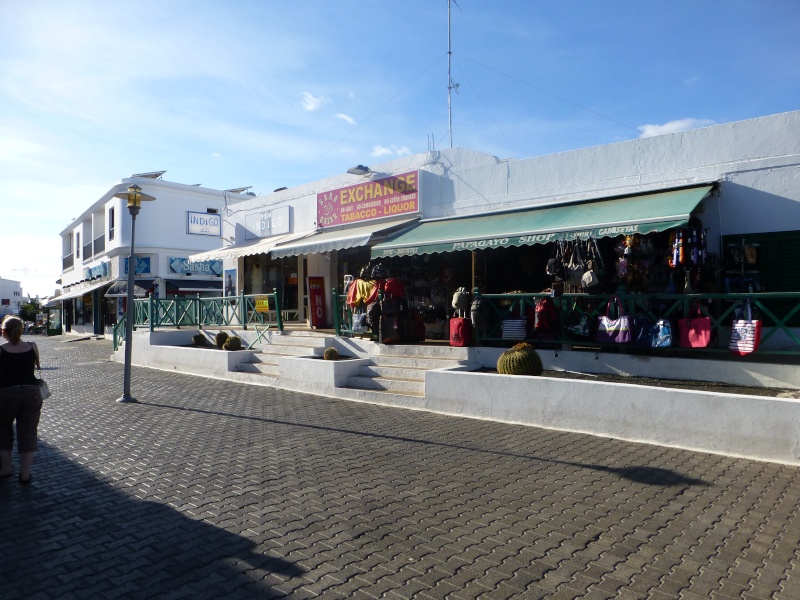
[{"xmin": 1, "ymin": 336, "xmax": 799, "ymax": 599}]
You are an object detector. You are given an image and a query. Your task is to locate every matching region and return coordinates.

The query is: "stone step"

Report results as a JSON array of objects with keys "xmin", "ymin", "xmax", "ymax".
[
  {"xmin": 357, "ymin": 364, "xmax": 427, "ymax": 381},
  {"xmin": 259, "ymin": 344, "xmax": 323, "ymax": 358},
  {"xmin": 346, "ymin": 375, "xmax": 425, "ymax": 395},
  {"xmin": 228, "ymin": 371, "xmax": 279, "ymax": 386},
  {"xmin": 236, "ymin": 361, "xmax": 279, "ymax": 377},
  {"xmin": 377, "ymin": 345, "xmax": 470, "ymax": 359},
  {"xmin": 334, "ymin": 387, "xmax": 426, "ymax": 406},
  {"xmin": 267, "ymin": 334, "xmax": 332, "ymax": 348},
  {"xmin": 370, "ymin": 354, "xmax": 466, "ymax": 370}
]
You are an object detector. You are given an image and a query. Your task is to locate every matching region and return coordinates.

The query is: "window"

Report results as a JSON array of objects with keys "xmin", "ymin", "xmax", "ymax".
[
  {"xmin": 76, "ymin": 232, "xmax": 80, "ymax": 258},
  {"xmin": 109, "ymin": 207, "xmax": 115, "ymax": 241},
  {"xmin": 207, "ymin": 208, "xmax": 218, "ymax": 214}
]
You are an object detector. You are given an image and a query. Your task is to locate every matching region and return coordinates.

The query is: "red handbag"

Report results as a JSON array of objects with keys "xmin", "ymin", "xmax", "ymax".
[{"xmin": 678, "ymin": 303, "xmax": 711, "ymax": 348}]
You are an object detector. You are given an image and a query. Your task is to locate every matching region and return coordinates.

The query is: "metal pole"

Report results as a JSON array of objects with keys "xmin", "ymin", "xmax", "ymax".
[
  {"xmin": 118, "ymin": 205, "xmax": 140, "ymax": 403},
  {"xmin": 448, "ymin": 0, "xmax": 453, "ymax": 148}
]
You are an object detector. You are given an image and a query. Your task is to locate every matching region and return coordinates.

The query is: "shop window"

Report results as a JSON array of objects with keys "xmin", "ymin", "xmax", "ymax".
[
  {"xmin": 722, "ymin": 230, "xmax": 800, "ymax": 292},
  {"xmin": 723, "ymin": 230, "xmax": 800, "ymax": 326},
  {"xmin": 243, "ymin": 254, "xmax": 299, "ymax": 315}
]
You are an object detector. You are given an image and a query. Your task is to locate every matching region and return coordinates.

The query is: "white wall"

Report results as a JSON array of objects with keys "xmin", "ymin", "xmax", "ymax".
[
  {"xmin": 0, "ymin": 278, "xmax": 24, "ymax": 316},
  {"xmin": 60, "ymin": 177, "xmax": 248, "ymax": 287},
  {"xmin": 224, "ymin": 111, "xmax": 800, "ymax": 242}
]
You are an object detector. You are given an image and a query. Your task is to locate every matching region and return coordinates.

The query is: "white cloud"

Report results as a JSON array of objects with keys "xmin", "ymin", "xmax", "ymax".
[
  {"xmin": 638, "ymin": 118, "xmax": 715, "ymax": 137},
  {"xmin": 335, "ymin": 113, "xmax": 357, "ymax": 125},
  {"xmin": 371, "ymin": 145, "xmax": 412, "ymax": 158},
  {"xmin": 212, "ymin": 152, "xmax": 223, "ymax": 159},
  {"xmin": 301, "ymin": 92, "xmax": 329, "ymax": 112}
]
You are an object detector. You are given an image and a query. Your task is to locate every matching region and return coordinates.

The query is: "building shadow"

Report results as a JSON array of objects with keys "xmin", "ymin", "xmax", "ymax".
[
  {"xmin": 144, "ymin": 401, "xmax": 712, "ymax": 490},
  {"xmin": 0, "ymin": 441, "xmax": 305, "ymax": 599}
]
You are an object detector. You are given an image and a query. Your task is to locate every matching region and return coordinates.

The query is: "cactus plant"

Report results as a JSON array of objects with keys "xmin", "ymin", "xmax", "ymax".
[
  {"xmin": 223, "ymin": 335, "xmax": 242, "ymax": 351},
  {"xmin": 215, "ymin": 331, "xmax": 229, "ymax": 348},
  {"xmin": 323, "ymin": 347, "xmax": 340, "ymax": 361},
  {"xmin": 192, "ymin": 333, "xmax": 208, "ymax": 346},
  {"xmin": 497, "ymin": 343, "xmax": 543, "ymax": 376}
]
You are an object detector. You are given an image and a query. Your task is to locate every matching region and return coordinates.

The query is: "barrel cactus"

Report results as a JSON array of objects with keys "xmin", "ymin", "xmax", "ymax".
[
  {"xmin": 497, "ymin": 342, "xmax": 543, "ymax": 376},
  {"xmin": 192, "ymin": 333, "xmax": 208, "ymax": 346},
  {"xmin": 223, "ymin": 335, "xmax": 242, "ymax": 351},
  {"xmin": 215, "ymin": 331, "xmax": 229, "ymax": 349},
  {"xmin": 323, "ymin": 347, "xmax": 340, "ymax": 361}
]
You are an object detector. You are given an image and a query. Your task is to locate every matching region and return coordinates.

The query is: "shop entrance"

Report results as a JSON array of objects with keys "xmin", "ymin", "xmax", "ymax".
[{"xmin": 243, "ymin": 253, "xmax": 300, "ymax": 321}]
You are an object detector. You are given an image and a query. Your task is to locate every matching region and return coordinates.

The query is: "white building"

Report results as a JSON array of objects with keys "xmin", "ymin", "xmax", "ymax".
[
  {"xmin": 0, "ymin": 277, "xmax": 25, "ymax": 317},
  {"xmin": 59, "ymin": 171, "xmax": 251, "ymax": 336},
  {"xmin": 192, "ymin": 110, "xmax": 800, "ymax": 329}
]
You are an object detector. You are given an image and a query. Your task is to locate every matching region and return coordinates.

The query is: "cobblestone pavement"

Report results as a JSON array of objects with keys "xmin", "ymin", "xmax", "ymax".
[{"xmin": 1, "ymin": 336, "xmax": 799, "ymax": 599}]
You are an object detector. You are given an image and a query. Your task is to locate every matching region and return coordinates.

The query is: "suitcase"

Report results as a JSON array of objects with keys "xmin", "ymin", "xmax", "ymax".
[
  {"xmin": 402, "ymin": 313, "xmax": 426, "ymax": 343},
  {"xmin": 449, "ymin": 317, "xmax": 472, "ymax": 347},
  {"xmin": 380, "ymin": 314, "xmax": 402, "ymax": 344}
]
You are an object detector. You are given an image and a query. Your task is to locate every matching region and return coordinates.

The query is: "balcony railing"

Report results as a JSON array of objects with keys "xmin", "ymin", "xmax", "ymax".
[
  {"xmin": 82, "ymin": 242, "xmax": 93, "ymax": 262},
  {"xmin": 93, "ymin": 235, "xmax": 105, "ymax": 255},
  {"xmin": 62, "ymin": 253, "xmax": 74, "ymax": 270}
]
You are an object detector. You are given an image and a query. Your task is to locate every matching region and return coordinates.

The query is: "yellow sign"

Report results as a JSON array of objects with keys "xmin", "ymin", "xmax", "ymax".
[{"xmin": 254, "ymin": 296, "xmax": 270, "ymax": 313}]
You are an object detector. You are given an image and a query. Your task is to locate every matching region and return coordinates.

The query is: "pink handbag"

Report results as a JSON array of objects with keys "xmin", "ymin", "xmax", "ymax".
[{"xmin": 678, "ymin": 304, "xmax": 711, "ymax": 348}]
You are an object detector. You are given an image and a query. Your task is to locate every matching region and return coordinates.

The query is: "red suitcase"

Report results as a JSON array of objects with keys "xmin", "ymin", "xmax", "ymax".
[{"xmin": 449, "ymin": 317, "xmax": 472, "ymax": 347}]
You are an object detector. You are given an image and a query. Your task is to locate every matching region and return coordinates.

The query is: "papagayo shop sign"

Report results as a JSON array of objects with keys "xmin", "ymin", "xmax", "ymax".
[{"xmin": 316, "ymin": 170, "xmax": 419, "ymax": 227}]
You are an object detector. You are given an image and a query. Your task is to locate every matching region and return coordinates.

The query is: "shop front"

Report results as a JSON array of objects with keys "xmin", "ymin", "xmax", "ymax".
[{"xmin": 358, "ymin": 185, "xmax": 715, "ymax": 335}]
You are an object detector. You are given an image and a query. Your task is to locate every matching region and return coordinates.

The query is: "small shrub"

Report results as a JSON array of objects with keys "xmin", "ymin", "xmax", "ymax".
[
  {"xmin": 323, "ymin": 347, "xmax": 340, "ymax": 361},
  {"xmin": 215, "ymin": 331, "xmax": 229, "ymax": 348},
  {"xmin": 223, "ymin": 336, "xmax": 242, "ymax": 351},
  {"xmin": 497, "ymin": 344, "xmax": 543, "ymax": 376},
  {"xmin": 192, "ymin": 333, "xmax": 209, "ymax": 346}
]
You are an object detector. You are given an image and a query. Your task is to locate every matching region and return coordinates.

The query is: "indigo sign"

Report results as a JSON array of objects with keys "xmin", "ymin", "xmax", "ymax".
[{"xmin": 187, "ymin": 211, "xmax": 222, "ymax": 236}]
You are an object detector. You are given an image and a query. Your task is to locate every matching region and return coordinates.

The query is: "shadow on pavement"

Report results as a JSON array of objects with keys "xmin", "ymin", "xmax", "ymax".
[
  {"xmin": 0, "ymin": 441, "xmax": 305, "ymax": 599},
  {"xmin": 144, "ymin": 401, "xmax": 711, "ymax": 489}
]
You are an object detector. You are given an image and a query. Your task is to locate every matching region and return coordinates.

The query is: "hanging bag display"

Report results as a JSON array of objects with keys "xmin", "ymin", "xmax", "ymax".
[
  {"xmin": 565, "ymin": 243, "xmax": 585, "ymax": 288},
  {"xmin": 563, "ymin": 300, "xmax": 592, "ymax": 339},
  {"xmin": 595, "ymin": 296, "xmax": 631, "ymax": 344},
  {"xmin": 729, "ymin": 298, "xmax": 762, "ymax": 356},
  {"xmin": 545, "ymin": 242, "xmax": 565, "ymax": 281},
  {"xmin": 678, "ymin": 302, "xmax": 711, "ymax": 348},
  {"xmin": 651, "ymin": 318, "xmax": 673, "ymax": 348}
]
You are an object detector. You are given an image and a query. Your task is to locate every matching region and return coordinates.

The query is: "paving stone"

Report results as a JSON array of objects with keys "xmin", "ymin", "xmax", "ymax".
[{"xmin": 1, "ymin": 336, "xmax": 798, "ymax": 600}]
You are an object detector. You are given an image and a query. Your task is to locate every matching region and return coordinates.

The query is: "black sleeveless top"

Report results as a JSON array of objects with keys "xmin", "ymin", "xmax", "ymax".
[{"xmin": 0, "ymin": 345, "xmax": 38, "ymax": 387}]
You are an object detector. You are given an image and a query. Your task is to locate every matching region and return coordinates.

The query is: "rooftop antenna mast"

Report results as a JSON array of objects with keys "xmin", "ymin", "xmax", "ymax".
[{"xmin": 448, "ymin": 0, "xmax": 460, "ymax": 148}]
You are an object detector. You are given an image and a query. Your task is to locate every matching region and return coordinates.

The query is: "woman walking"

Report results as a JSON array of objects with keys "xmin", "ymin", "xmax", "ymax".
[{"xmin": 0, "ymin": 315, "xmax": 43, "ymax": 484}]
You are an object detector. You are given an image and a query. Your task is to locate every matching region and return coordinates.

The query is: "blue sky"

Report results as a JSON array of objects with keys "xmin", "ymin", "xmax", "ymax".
[{"xmin": 2, "ymin": 0, "xmax": 799, "ymax": 298}]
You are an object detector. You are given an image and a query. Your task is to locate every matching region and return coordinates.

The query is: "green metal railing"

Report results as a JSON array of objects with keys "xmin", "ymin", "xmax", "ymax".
[
  {"xmin": 332, "ymin": 288, "xmax": 800, "ymax": 357},
  {"xmin": 113, "ymin": 291, "xmax": 283, "ymax": 350}
]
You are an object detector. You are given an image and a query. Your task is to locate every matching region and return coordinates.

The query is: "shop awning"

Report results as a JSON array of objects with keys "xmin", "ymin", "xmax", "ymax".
[
  {"xmin": 166, "ymin": 279, "xmax": 223, "ymax": 293},
  {"xmin": 270, "ymin": 218, "xmax": 418, "ymax": 259},
  {"xmin": 371, "ymin": 185, "xmax": 713, "ymax": 258},
  {"xmin": 188, "ymin": 231, "xmax": 307, "ymax": 262},
  {"xmin": 55, "ymin": 279, "xmax": 111, "ymax": 302},
  {"xmin": 104, "ymin": 279, "xmax": 151, "ymax": 298}
]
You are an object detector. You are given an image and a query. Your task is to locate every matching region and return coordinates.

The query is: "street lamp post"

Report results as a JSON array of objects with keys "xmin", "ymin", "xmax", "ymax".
[{"xmin": 113, "ymin": 184, "xmax": 155, "ymax": 403}]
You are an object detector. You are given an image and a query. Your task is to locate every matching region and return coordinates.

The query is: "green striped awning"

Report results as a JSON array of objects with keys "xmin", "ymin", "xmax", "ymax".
[{"xmin": 371, "ymin": 185, "xmax": 713, "ymax": 258}]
